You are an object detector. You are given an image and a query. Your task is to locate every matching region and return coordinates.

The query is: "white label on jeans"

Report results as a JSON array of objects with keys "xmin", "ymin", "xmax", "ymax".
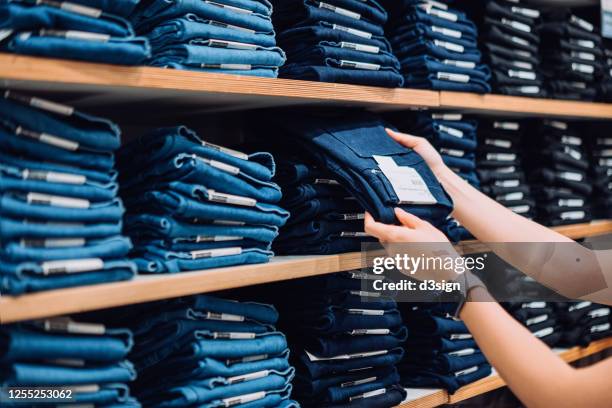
[
  {"xmin": 572, "ymin": 51, "xmax": 596, "ymax": 61},
  {"xmin": 569, "ymin": 301, "xmax": 592, "ymax": 311},
  {"xmin": 597, "ymin": 138, "xmax": 612, "ymax": 144},
  {"xmin": 315, "ymin": 178, "xmax": 341, "ymax": 185},
  {"xmin": 56, "ymin": 1, "xmax": 102, "ymax": 18},
  {"xmin": 569, "ymin": 81, "xmax": 587, "ymax": 89},
  {"xmin": 495, "ymin": 179, "xmax": 520, "ymax": 188},
  {"xmin": 222, "ymin": 391, "xmax": 266, "ymax": 407},
  {"xmin": 0, "ymin": 29, "xmax": 13, "ymax": 41},
  {"xmin": 350, "ymin": 388, "xmax": 387, "ymax": 402},
  {"xmin": 15, "ymin": 126, "xmax": 79, "ymax": 151},
  {"xmin": 38, "ymin": 317, "xmax": 105, "ymax": 335},
  {"xmin": 201, "ymin": 63, "xmax": 253, "ymax": 70},
  {"xmin": 226, "ymin": 354, "xmax": 268, "ymax": 365},
  {"xmin": 502, "ymin": 18, "xmax": 531, "ymax": 33},
  {"xmin": 515, "ymin": 49, "xmax": 532, "ymax": 58},
  {"xmin": 420, "ymin": 5, "xmax": 458, "ymax": 21},
  {"xmin": 305, "ymin": 349, "xmax": 387, "ymax": 361},
  {"xmin": 599, "ymin": 158, "xmax": 612, "ymax": 166},
  {"xmin": 523, "ymin": 302, "xmax": 547, "ymax": 309},
  {"xmin": 588, "ymin": 308, "xmax": 611, "ymax": 318},
  {"xmin": 206, "ymin": 39, "xmax": 258, "ymax": 50},
  {"xmin": 318, "ymin": 2, "xmax": 361, "ymax": 19},
  {"xmin": 545, "ymin": 120, "xmax": 568, "ymax": 130},
  {"xmin": 511, "ymin": 6, "xmax": 540, "ymax": 18},
  {"xmin": 510, "ymin": 205, "xmax": 530, "ymax": 214},
  {"xmin": 437, "ymin": 72, "xmax": 470, "ymax": 83},
  {"xmin": 599, "ymin": 148, "xmax": 612, "ymax": 157},
  {"xmin": 349, "ymin": 328, "xmax": 390, "ymax": 335},
  {"xmin": 349, "ymin": 290, "xmax": 381, "ymax": 298},
  {"xmin": 339, "ymin": 231, "xmax": 369, "ymax": 238},
  {"xmin": 193, "ymin": 155, "xmax": 240, "ymax": 175},
  {"xmin": 201, "ymin": 141, "xmax": 248, "ymax": 160},
  {"xmin": 434, "ymin": 39, "xmax": 464, "ymax": 53},
  {"xmin": 486, "ymin": 139, "xmax": 512, "ymax": 148},
  {"xmin": 191, "ymin": 247, "xmax": 242, "ymax": 259},
  {"xmin": 559, "ymin": 169, "xmax": 583, "ymax": 180},
  {"xmin": 511, "ymin": 36, "xmax": 529, "ymax": 46},
  {"xmin": 526, "ymin": 314, "xmax": 548, "ymax": 326},
  {"xmin": 41, "ymin": 258, "xmax": 104, "ymax": 275},
  {"xmin": 22, "ymin": 169, "xmax": 86, "ymax": 185},
  {"xmin": 339, "ymin": 60, "xmax": 380, "ymax": 70},
  {"xmin": 448, "ymin": 348, "xmax": 476, "ymax": 357},
  {"xmin": 572, "ymin": 63, "xmax": 594, "ymax": 74},
  {"xmin": 212, "ymin": 332, "xmax": 256, "ymax": 340},
  {"xmin": 373, "ymin": 155, "xmax": 437, "ymax": 205},
  {"xmin": 205, "ymin": 0, "xmax": 253, "ymax": 14},
  {"xmin": 339, "ymin": 213, "xmax": 365, "ymax": 221},
  {"xmin": 533, "ymin": 327, "xmax": 554, "ymax": 338},
  {"xmin": 71, "ymin": 384, "xmax": 99, "ymax": 392},
  {"xmin": 341, "ymin": 376, "xmax": 377, "ymax": 388},
  {"xmin": 494, "ymin": 121, "xmax": 519, "ymax": 130},
  {"xmin": 498, "ymin": 192, "xmax": 524, "ymax": 201},
  {"xmin": 424, "ymin": 0, "xmax": 448, "ymax": 10},
  {"xmin": 508, "ymin": 69, "xmax": 536, "ymax": 80},
  {"xmin": 443, "ymin": 60, "xmax": 475, "ymax": 69},
  {"xmin": 572, "ymin": 39, "xmax": 595, "ymax": 49},
  {"xmin": 209, "ymin": 20, "xmax": 255, "ymax": 34},
  {"xmin": 432, "ymin": 113, "xmax": 462, "ymax": 120},
  {"xmin": 21, "ymin": 238, "xmax": 86, "ymax": 248},
  {"xmin": 560, "ymin": 211, "xmax": 586, "ymax": 220},
  {"xmin": 559, "ymin": 199, "xmax": 584, "ymax": 207},
  {"xmin": 563, "ymin": 147, "xmax": 582, "ymax": 161},
  {"xmin": 340, "ymin": 42, "xmax": 379, "ymax": 54},
  {"xmin": 350, "ymin": 272, "xmax": 379, "ymax": 280},
  {"xmin": 450, "ymin": 333, "xmax": 472, "ymax": 340},
  {"xmin": 439, "ymin": 125, "xmax": 463, "ymax": 138},
  {"xmin": 332, "ymin": 24, "xmax": 372, "ymax": 39},
  {"xmin": 205, "ymin": 311, "xmax": 245, "ymax": 322},
  {"xmin": 39, "ymin": 29, "xmax": 110, "ymax": 42},
  {"xmin": 591, "ymin": 323, "xmax": 611, "ymax": 333},
  {"xmin": 487, "ymin": 153, "xmax": 516, "ymax": 161},
  {"xmin": 440, "ymin": 148, "xmax": 464, "ymax": 157},
  {"xmin": 206, "ymin": 190, "xmax": 257, "ymax": 207},
  {"xmin": 432, "ymin": 25, "xmax": 462, "ymax": 39},
  {"xmin": 512, "ymin": 60, "xmax": 533, "ymax": 70},
  {"xmin": 570, "ymin": 15, "xmax": 594, "ymax": 32},
  {"xmin": 227, "ymin": 370, "xmax": 269, "ymax": 385},
  {"xmin": 212, "ymin": 220, "xmax": 246, "ymax": 226},
  {"xmin": 518, "ymin": 86, "xmax": 540, "ymax": 94},
  {"xmin": 496, "ymin": 166, "xmax": 516, "ymax": 173},
  {"xmin": 454, "ymin": 366, "xmax": 478, "ymax": 377},
  {"xmin": 347, "ymin": 308, "xmax": 385, "ymax": 316},
  {"xmin": 561, "ymin": 135, "xmax": 582, "ymax": 146},
  {"xmin": 27, "ymin": 192, "xmax": 90, "ymax": 209},
  {"xmin": 194, "ymin": 235, "xmax": 242, "ymax": 242}
]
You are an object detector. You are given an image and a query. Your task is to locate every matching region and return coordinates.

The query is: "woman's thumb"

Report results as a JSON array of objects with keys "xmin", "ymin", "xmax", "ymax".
[
  {"xmin": 386, "ymin": 128, "xmax": 421, "ymax": 149},
  {"xmin": 395, "ymin": 208, "xmax": 424, "ymax": 228}
]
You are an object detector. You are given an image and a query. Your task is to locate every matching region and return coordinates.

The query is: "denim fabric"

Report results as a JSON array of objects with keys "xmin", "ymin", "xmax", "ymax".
[
  {"xmin": 277, "ymin": 23, "xmax": 391, "ymax": 53},
  {"xmin": 284, "ymin": 198, "xmax": 361, "ymax": 225},
  {"xmin": 274, "ymin": 236, "xmax": 371, "ymax": 255},
  {"xmin": 417, "ymin": 351, "xmax": 487, "ymax": 373},
  {"xmin": 283, "ymin": 43, "xmax": 400, "ymax": 70},
  {"xmin": 0, "ymin": 327, "xmax": 132, "ymax": 363},
  {"xmin": 147, "ymin": 14, "xmax": 277, "ymax": 49},
  {"xmin": 120, "ymin": 126, "xmax": 275, "ymax": 182},
  {"xmin": 136, "ymin": 237, "xmax": 270, "ymax": 253},
  {"xmin": 125, "ymin": 214, "xmax": 278, "ymax": 242},
  {"xmin": 399, "ymin": 363, "xmax": 491, "ymax": 394},
  {"xmin": 442, "ymin": 155, "xmax": 476, "ymax": 172},
  {"xmin": 281, "ymin": 63, "xmax": 404, "ymax": 87},
  {"xmin": 165, "ymin": 295, "xmax": 280, "ymax": 324},
  {"xmin": 0, "ymin": 2, "xmax": 134, "ymax": 37},
  {"xmin": 324, "ymin": 385, "xmax": 406, "ymax": 408},
  {"xmin": 390, "ymin": 22, "xmax": 477, "ymax": 48},
  {"xmin": 0, "ymin": 163, "xmax": 118, "ymax": 202},
  {"xmin": 483, "ymin": 42, "xmax": 539, "ymax": 65},
  {"xmin": 300, "ymin": 326, "xmax": 408, "ymax": 357},
  {"xmin": 399, "ymin": 55, "xmax": 490, "ymax": 80},
  {"xmin": 71, "ymin": 0, "xmax": 141, "ymax": 17},
  {"xmin": 404, "ymin": 337, "xmax": 476, "ymax": 355},
  {"xmin": 133, "ymin": 0, "xmax": 274, "ymax": 34},
  {"xmin": 150, "ymin": 62, "xmax": 278, "ymax": 77},
  {"xmin": 277, "ymin": 220, "xmax": 363, "ymax": 244},
  {"xmin": 121, "ymin": 153, "xmax": 282, "ymax": 203},
  {"xmin": 1, "ymin": 235, "xmax": 132, "ymax": 262},
  {"xmin": 413, "ymin": 123, "xmax": 478, "ymax": 151},
  {"xmin": 388, "ymin": 7, "xmax": 478, "ymax": 37},
  {"xmin": 1, "ymin": 361, "xmax": 136, "ymax": 386},
  {"xmin": 299, "ymin": 307, "xmax": 402, "ymax": 335},
  {"xmin": 404, "ymin": 71, "xmax": 491, "ymax": 93},
  {"xmin": 393, "ymin": 38, "xmax": 481, "ymax": 63},
  {"xmin": 0, "ymin": 257, "xmax": 135, "ymax": 277},
  {"xmin": 405, "ymin": 312, "xmax": 469, "ymax": 337},
  {"xmin": 67, "ymin": 383, "xmax": 134, "ymax": 405},
  {"xmin": 294, "ymin": 366, "xmax": 395, "ymax": 396},
  {"xmin": 0, "ymin": 218, "xmax": 123, "ymax": 240},
  {"xmin": 322, "ymin": 369, "xmax": 399, "ymax": 403},
  {"xmin": 281, "ymin": 183, "xmax": 347, "ymax": 207}
]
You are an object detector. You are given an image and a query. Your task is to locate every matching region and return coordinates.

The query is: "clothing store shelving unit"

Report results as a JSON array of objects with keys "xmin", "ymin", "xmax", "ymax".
[{"xmin": 1, "ymin": 53, "xmax": 612, "ymax": 407}]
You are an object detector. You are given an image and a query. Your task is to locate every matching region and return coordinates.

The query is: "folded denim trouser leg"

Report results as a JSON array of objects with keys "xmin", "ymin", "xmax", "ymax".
[
  {"xmin": 277, "ymin": 220, "xmax": 364, "ymax": 244},
  {"xmin": 318, "ymin": 369, "xmax": 400, "ymax": 403},
  {"xmin": 405, "ymin": 312, "xmax": 470, "ymax": 337},
  {"xmin": 52, "ymin": 383, "xmax": 133, "ymax": 406},
  {"xmin": 1, "ymin": 235, "xmax": 132, "ymax": 262},
  {"xmin": 483, "ymin": 17, "xmax": 540, "ymax": 44},
  {"xmin": 299, "ymin": 307, "xmax": 403, "ymax": 335},
  {"xmin": 1, "ymin": 361, "xmax": 136, "ymax": 386},
  {"xmin": 69, "ymin": 0, "xmax": 141, "ymax": 17},
  {"xmin": 276, "ymin": 23, "xmax": 391, "ymax": 53},
  {"xmin": 291, "ymin": 0, "xmax": 389, "ymax": 26},
  {"xmin": 484, "ymin": 0, "xmax": 540, "ymax": 23},
  {"xmin": 0, "ymin": 218, "xmax": 123, "ymax": 240},
  {"xmin": 323, "ymin": 385, "xmax": 407, "ymax": 408},
  {"xmin": 483, "ymin": 42, "xmax": 540, "ymax": 65},
  {"xmin": 491, "ymin": 69, "xmax": 543, "ymax": 87},
  {"xmin": 0, "ymin": 3, "xmax": 134, "ymax": 37},
  {"xmin": 399, "ymin": 363, "xmax": 492, "ymax": 393},
  {"xmin": 147, "ymin": 14, "xmax": 277, "ymax": 49},
  {"xmin": 119, "ymin": 126, "xmax": 275, "ymax": 182},
  {"xmin": 284, "ymin": 198, "xmax": 362, "ymax": 225},
  {"xmin": 404, "ymin": 72, "xmax": 491, "ymax": 93},
  {"xmin": 389, "ymin": 22, "xmax": 477, "ymax": 48},
  {"xmin": 283, "ymin": 43, "xmax": 400, "ymax": 70},
  {"xmin": 413, "ymin": 124, "xmax": 478, "ymax": 151},
  {"xmin": 295, "ymin": 366, "xmax": 395, "ymax": 396},
  {"xmin": 293, "ymin": 290, "xmax": 398, "ymax": 311},
  {"xmin": 135, "ymin": 237, "xmax": 271, "ymax": 253},
  {"xmin": 281, "ymin": 183, "xmax": 347, "ymax": 207},
  {"xmin": 0, "ymin": 164, "xmax": 118, "ymax": 202},
  {"xmin": 425, "ymin": 350, "xmax": 487, "ymax": 373},
  {"xmin": 122, "ymin": 153, "xmax": 282, "ymax": 203},
  {"xmin": 441, "ymin": 155, "xmax": 476, "ymax": 172},
  {"xmin": 387, "ymin": 6, "xmax": 478, "ymax": 37},
  {"xmin": 398, "ymin": 55, "xmax": 491, "ymax": 81},
  {"xmin": 280, "ymin": 63, "xmax": 405, "ymax": 87},
  {"xmin": 393, "ymin": 38, "xmax": 482, "ymax": 63},
  {"xmin": 273, "ymin": 237, "xmax": 369, "ymax": 255},
  {"xmin": 487, "ymin": 52, "xmax": 538, "ymax": 73},
  {"xmin": 483, "ymin": 25, "xmax": 538, "ymax": 53},
  {"xmin": 132, "ymin": 0, "xmax": 274, "ymax": 34},
  {"xmin": 300, "ymin": 327, "xmax": 408, "ymax": 357},
  {"xmin": 405, "ymin": 337, "xmax": 477, "ymax": 355}
]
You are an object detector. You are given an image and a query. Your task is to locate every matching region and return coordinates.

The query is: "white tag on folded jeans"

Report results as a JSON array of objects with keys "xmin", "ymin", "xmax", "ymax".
[
  {"xmin": 373, "ymin": 155, "xmax": 437, "ymax": 205},
  {"xmin": 222, "ymin": 391, "xmax": 266, "ymax": 407},
  {"xmin": 432, "ymin": 25, "xmax": 462, "ymax": 39},
  {"xmin": 305, "ymin": 349, "xmax": 387, "ymax": 362},
  {"xmin": 318, "ymin": 2, "xmax": 361, "ymax": 20},
  {"xmin": 332, "ymin": 24, "xmax": 372, "ymax": 39},
  {"xmin": 340, "ymin": 42, "xmax": 379, "ymax": 54},
  {"xmin": 41, "ymin": 258, "xmax": 104, "ymax": 275}
]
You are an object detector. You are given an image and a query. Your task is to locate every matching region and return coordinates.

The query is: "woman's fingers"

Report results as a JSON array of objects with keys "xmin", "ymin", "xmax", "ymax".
[
  {"xmin": 385, "ymin": 128, "xmax": 423, "ymax": 148},
  {"xmin": 365, "ymin": 212, "xmax": 416, "ymax": 242},
  {"xmin": 394, "ymin": 208, "xmax": 425, "ymax": 228}
]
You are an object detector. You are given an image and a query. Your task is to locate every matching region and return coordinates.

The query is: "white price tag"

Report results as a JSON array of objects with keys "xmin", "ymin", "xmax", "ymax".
[{"xmin": 373, "ymin": 155, "xmax": 437, "ymax": 205}]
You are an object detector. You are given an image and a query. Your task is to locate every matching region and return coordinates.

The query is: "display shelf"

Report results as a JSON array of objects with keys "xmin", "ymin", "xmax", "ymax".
[
  {"xmin": 400, "ymin": 337, "xmax": 612, "ymax": 408},
  {"xmin": 2, "ymin": 54, "xmax": 612, "ymax": 118},
  {"xmin": 1, "ymin": 221, "xmax": 610, "ymax": 324}
]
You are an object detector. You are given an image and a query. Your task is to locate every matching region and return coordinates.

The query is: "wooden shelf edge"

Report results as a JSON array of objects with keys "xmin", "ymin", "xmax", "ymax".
[
  {"xmin": 400, "ymin": 337, "xmax": 612, "ymax": 408},
  {"xmin": 0, "ymin": 221, "xmax": 610, "ymax": 324}
]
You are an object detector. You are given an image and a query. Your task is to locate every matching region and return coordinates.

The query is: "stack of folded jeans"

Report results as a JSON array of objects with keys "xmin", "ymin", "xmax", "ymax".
[
  {"xmin": 554, "ymin": 301, "xmax": 612, "ymax": 347},
  {"xmin": 259, "ymin": 112, "xmax": 454, "ymax": 228},
  {"xmin": 0, "ymin": 0, "xmax": 150, "ymax": 65},
  {"xmin": 0, "ymin": 317, "xmax": 139, "ymax": 406},
  {"xmin": 540, "ymin": 9, "xmax": 602, "ymax": 101},
  {"xmin": 274, "ymin": 272, "xmax": 408, "ymax": 407},
  {"xmin": 124, "ymin": 295, "xmax": 298, "ymax": 408},
  {"xmin": 526, "ymin": 120, "xmax": 592, "ymax": 226},
  {"xmin": 118, "ymin": 126, "xmax": 287, "ymax": 273},
  {"xmin": 504, "ymin": 302, "xmax": 561, "ymax": 347},
  {"xmin": 271, "ymin": 0, "xmax": 403, "ymax": 87},
  {"xmin": 383, "ymin": 0, "xmax": 491, "ymax": 93},
  {"xmin": 476, "ymin": 119, "xmax": 535, "ymax": 218},
  {"xmin": 397, "ymin": 303, "xmax": 492, "ymax": 394},
  {"xmin": 272, "ymin": 155, "xmax": 374, "ymax": 255},
  {"xmin": 599, "ymin": 40, "xmax": 612, "ymax": 101},
  {"xmin": 0, "ymin": 91, "xmax": 136, "ymax": 295},
  {"xmin": 588, "ymin": 123, "xmax": 612, "ymax": 218},
  {"xmin": 390, "ymin": 111, "xmax": 479, "ymax": 241},
  {"xmin": 467, "ymin": 0, "xmax": 544, "ymax": 97},
  {"xmin": 130, "ymin": 0, "xmax": 286, "ymax": 77}
]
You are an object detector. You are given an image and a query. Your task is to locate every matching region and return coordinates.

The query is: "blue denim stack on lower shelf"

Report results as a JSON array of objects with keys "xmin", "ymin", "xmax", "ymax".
[
  {"xmin": 505, "ymin": 302, "xmax": 561, "ymax": 347},
  {"xmin": 130, "ymin": 0, "xmax": 285, "ymax": 77},
  {"xmin": 123, "ymin": 295, "xmax": 298, "ymax": 408},
  {"xmin": 0, "ymin": 317, "xmax": 139, "ymax": 407},
  {"xmin": 272, "ymin": 156, "xmax": 374, "ymax": 255},
  {"xmin": 274, "ymin": 273, "xmax": 408, "ymax": 407},
  {"xmin": 588, "ymin": 123, "xmax": 612, "ymax": 218},
  {"xmin": 0, "ymin": 0, "xmax": 150, "ymax": 65},
  {"xmin": 382, "ymin": 0, "xmax": 490, "ymax": 93},
  {"xmin": 271, "ymin": 0, "xmax": 403, "ymax": 87},
  {"xmin": 118, "ymin": 126, "xmax": 287, "ymax": 273},
  {"xmin": 554, "ymin": 301, "xmax": 612, "ymax": 347},
  {"xmin": 476, "ymin": 119, "xmax": 536, "ymax": 219},
  {"xmin": 0, "ymin": 90, "xmax": 136, "ymax": 295},
  {"xmin": 525, "ymin": 120, "xmax": 592, "ymax": 226},
  {"xmin": 397, "ymin": 303, "xmax": 491, "ymax": 394}
]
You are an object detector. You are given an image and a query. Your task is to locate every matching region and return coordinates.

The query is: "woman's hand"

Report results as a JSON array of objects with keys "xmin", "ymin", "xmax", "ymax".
[
  {"xmin": 364, "ymin": 208, "xmax": 449, "ymax": 243},
  {"xmin": 385, "ymin": 128, "xmax": 447, "ymax": 175}
]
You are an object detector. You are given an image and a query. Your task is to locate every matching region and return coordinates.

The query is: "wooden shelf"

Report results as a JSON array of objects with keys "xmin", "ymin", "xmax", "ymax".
[
  {"xmin": 0, "ymin": 221, "xmax": 610, "ymax": 324},
  {"xmin": 400, "ymin": 337, "xmax": 612, "ymax": 408},
  {"xmin": 2, "ymin": 54, "xmax": 612, "ymax": 119}
]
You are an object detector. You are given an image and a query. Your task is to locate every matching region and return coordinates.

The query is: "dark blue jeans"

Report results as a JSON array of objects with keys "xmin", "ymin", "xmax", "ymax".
[{"xmin": 280, "ymin": 63, "xmax": 404, "ymax": 87}]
